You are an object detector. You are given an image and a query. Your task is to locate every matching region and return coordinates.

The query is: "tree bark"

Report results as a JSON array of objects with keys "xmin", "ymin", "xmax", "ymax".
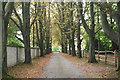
[
  {"xmin": 33, "ymin": 24, "xmax": 35, "ymax": 47},
  {"xmin": 46, "ymin": 2, "xmax": 51, "ymax": 54},
  {"xmin": 69, "ymin": 39, "xmax": 72, "ymax": 55},
  {"xmin": 88, "ymin": 30, "xmax": 97, "ymax": 63},
  {"xmin": 61, "ymin": 2, "xmax": 65, "ymax": 53},
  {"xmin": 71, "ymin": 30, "xmax": 76, "ymax": 56},
  {"xmin": 37, "ymin": 3, "xmax": 44, "ymax": 57},
  {"xmin": 22, "ymin": 2, "xmax": 31, "ymax": 63},
  {"xmin": 49, "ymin": 37, "xmax": 52, "ymax": 53},
  {"xmin": 64, "ymin": 35, "xmax": 67, "ymax": 53},
  {"xmin": 2, "ymin": 2, "xmax": 14, "ymax": 77},
  {"xmin": 39, "ymin": 20, "xmax": 44, "ymax": 57},
  {"xmin": 61, "ymin": 31, "xmax": 65, "ymax": 53},
  {"xmin": 77, "ymin": 3, "xmax": 82, "ymax": 58},
  {"xmin": 77, "ymin": 22, "xmax": 82, "ymax": 58},
  {"xmin": 88, "ymin": 2, "xmax": 97, "ymax": 63},
  {"xmin": 23, "ymin": 31, "xmax": 31, "ymax": 63}
]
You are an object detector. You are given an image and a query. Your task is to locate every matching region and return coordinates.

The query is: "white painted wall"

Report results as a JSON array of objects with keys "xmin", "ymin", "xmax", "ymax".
[
  {"xmin": 7, "ymin": 47, "xmax": 17, "ymax": 67},
  {"xmin": 7, "ymin": 46, "xmax": 40, "ymax": 67},
  {"xmin": 18, "ymin": 47, "xmax": 25, "ymax": 63}
]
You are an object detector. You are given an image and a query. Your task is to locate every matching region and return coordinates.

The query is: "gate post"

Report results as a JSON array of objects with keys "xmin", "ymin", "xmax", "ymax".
[
  {"xmin": 114, "ymin": 50, "xmax": 117, "ymax": 67},
  {"xmin": 105, "ymin": 50, "xmax": 107, "ymax": 64}
]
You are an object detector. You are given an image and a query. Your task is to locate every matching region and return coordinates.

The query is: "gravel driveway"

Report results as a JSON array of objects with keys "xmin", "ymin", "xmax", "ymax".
[{"xmin": 44, "ymin": 52, "xmax": 86, "ymax": 78}]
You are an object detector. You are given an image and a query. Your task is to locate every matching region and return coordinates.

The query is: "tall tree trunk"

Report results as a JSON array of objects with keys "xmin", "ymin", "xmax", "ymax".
[
  {"xmin": 2, "ymin": 2, "xmax": 14, "ymax": 77},
  {"xmin": 61, "ymin": 32, "xmax": 64, "ymax": 53},
  {"xmin": 61, "ymin": 2, "xmax": 65, "ymax": 53},
  {"xmin": 39, "ymin": 20, "xmax": 44, "ymax": 57},
  {"xmin": 77, "ymin": 4, "xmax": 82, "ymax": 58},
  {"xmin": 49, "ymin": 37, "xmax": 52, "ymax": 53},
  {"xmin": 71, "ymin": 30, "xmax": 76, "ymax": 56},
  {"xmin": 97, "ymin": 9, "xmax": 100, "ymax": 51},
  {"xmin": 70, "ymin": 2, "xmax": 75, "ymax": 56},
  {"xmin": 88, "ymin": 2, "xmax": 97, "ymax": 63},
  {"xmin": 63, "ymin": 33, "xmax": 66, "ymax": 53},
  {"xmin": 2, "ymin": 3, "xmax": 8, "ymax": 77},
  {"xmin": 23, "ymin": 31, "xmax": 31, "ymax": 63},
  {"xmin": 64, "ymin": 35, "xmax": 67, "ymax": 53},
  {"xmin": 48, "ymin": 2, "xmax": 51, "ymax": 53},
  {"xmin": 2, "ymin": 18, "xmax": 9, "ymax": 76},
  {"xmin": 67, "ymin": 3, "xmax": 71, "ymax": 55},
  {"xmin": 22, "ymin": 2, "xmax": 31, "ymax": 64},
  {"xmin": 43, "ymin": 3, "xmax": 46, "ymax": 51},
  {"xmin": 2, "ymin": 18, "xmax": 8, "ymax": 77},
  {"xmin": 46, "ymin": 30, "xmax": 50, "ymax": 54},
  {"xmin": 46, "ymin": 2, "xmax": 51, "ymax": 54},
  {"xmin": 69, "ymin": 38, "xmax": 72, "ymax": 55},
  {"xmin": 88, "ymin": 31, "xmax": 97, "ymax": 63},
  {"xmin": 33, "ymin": 24, "xmax": 35, "ymax": 47},
  {"xmin": 77, "ymin": 21, "xmax": 82, "ymax": 58}
]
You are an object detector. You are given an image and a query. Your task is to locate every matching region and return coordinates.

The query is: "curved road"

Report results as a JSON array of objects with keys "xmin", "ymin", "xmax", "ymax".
[{"xmin": 44, "ymin": 52, "xmax": 86, "ymax": 78}]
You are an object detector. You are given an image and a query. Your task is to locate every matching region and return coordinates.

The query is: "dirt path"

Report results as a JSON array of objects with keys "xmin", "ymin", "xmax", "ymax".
[{"xmin": 44, "ymin": 52, "xmax": 86, "ymax": 78}]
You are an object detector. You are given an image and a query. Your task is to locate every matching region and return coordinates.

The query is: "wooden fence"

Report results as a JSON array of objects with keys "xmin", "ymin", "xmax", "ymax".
[
  {"xmin": 82, "ymin": 50, "xmax": 118, "ymax": 67},
  {"xmin": 95, "ymin": 50, "xmax": 118, "ymax": 67}
]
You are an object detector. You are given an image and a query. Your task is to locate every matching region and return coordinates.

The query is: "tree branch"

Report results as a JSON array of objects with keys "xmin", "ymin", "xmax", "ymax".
[
  {"xmin": 30, "ymin": 18, "xmax": 36, "ymax": 29},
  {"xmin": 30, "ymin": 4, "xmax": 40, "ymax": 29},
  {"xmin": 100, "ymin": 6, "xmax": 118, "ymax": 45},
  {"xmin": 5, "ymin": 2, "xmax": 14, "ymax": 18},
  {"xmin": 3, "ymin": 2, "xmax": 7, "ymax": 10},
  {"xmin": 79, "ymin": 2, "xmax": 90, "ymax": 34},
  {"xmin": 15, "ymin": 35, "xmax": 24, "ymax": 44},
  {"xmin": 97, "ymin": 3, "xmax": 118, "ymax": 23},
  {"xmin": 54, "ymin": 22, "xmax": 65, "ymax": 32},
  {"xmin": 14, "ymin": 8, "xmax": 22, "ymax": 28},
  {"xmin": 10, "ymin": 17, "xmax": 22, "ymax": 31},
  {"xmin": 95, "ymin": 27, "xmax": 102, "ymax": 34}
]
